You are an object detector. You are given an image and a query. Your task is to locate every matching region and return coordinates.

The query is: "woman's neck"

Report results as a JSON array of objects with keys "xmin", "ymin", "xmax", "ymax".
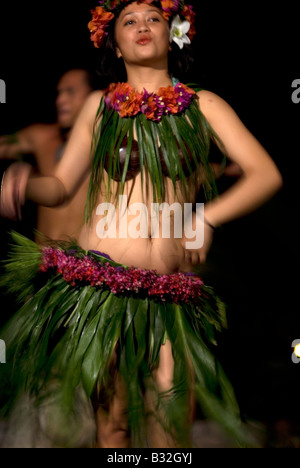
[{"xmin": 125, "ymin": 67, "xmax": 173, "ymax": 93}]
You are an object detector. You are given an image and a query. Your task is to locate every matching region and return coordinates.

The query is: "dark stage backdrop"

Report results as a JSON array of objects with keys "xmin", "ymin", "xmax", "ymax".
[{"xmin": 0, "ymin": 1, "xmax": 299, "ymax": 429}]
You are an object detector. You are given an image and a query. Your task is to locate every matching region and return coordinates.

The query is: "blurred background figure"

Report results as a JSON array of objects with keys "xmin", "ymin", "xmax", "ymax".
[{"xmin": 0, "ymin": 68, "xmax": 97, "ymax": 242}]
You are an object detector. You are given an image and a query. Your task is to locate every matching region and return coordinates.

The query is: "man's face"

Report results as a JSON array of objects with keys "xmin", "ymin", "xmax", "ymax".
[{"xmin": 56, "ymin": 70, "xmax": 92, "ymax": 129}]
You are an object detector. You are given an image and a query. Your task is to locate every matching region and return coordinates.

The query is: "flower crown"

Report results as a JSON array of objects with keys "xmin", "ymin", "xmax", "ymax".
[{"xmin": 88, "ymin": 0, "xmax": 196, "ymax": 49}]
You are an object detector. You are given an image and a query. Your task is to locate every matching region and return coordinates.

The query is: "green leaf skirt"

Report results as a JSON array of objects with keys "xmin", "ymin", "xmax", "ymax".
[{"xmin": 0, "ymin": 232, "xmax": 247, "ymax": 447}]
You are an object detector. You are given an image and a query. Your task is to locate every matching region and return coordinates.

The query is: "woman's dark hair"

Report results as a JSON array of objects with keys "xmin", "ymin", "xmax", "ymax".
[{"xmin": 94, "ymin": 0, "xmax": 196, "ymax": 88}]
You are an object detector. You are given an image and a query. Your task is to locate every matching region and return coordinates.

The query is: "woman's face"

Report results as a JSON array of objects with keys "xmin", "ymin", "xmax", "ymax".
[{"xmin": 114, "ymin": 2, "xmax": 170, "ymax": 67}]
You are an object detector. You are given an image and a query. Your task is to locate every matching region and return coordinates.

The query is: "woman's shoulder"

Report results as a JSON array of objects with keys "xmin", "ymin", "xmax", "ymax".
[
  {"xmin": 86, "ymin": 90, "xmax": 105, "ymax": 107},
  {"xmin": 196, "ymin": 89, "xmax": 236, "ymax": 121},
  {"xmin": 77, "ymin": 90, "xmax": 105, "ymax": 125},
  {"xmin": 197, "ymin": 89, "xmax": 228, "ymax": 107}
]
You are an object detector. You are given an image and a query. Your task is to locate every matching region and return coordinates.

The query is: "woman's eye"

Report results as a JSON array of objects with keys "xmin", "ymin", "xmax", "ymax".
[
  {"xmin": 124, "ymin": 19, "xmax": 135, "ymax": 26},
  {"xmin": 123, "ymin": 16, "xmax": 160, "ymax": 26}
]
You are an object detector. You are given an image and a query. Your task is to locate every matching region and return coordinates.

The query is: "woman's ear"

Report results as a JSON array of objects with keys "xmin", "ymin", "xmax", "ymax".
[{"xmin": 116, "ymin": 46, "xmax": 122, "ymax": 59}]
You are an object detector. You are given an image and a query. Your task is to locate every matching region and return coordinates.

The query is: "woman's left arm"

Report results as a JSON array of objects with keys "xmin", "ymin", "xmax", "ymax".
[{"xmin": 198, "ymin": 90, "xmax": 283, "ymax": 228}]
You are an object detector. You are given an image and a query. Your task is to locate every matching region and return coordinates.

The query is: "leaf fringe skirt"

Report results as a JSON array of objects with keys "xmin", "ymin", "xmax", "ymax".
[{"xmin": 0, "ymin": 232, "xmax": 246, "ymax": 447}]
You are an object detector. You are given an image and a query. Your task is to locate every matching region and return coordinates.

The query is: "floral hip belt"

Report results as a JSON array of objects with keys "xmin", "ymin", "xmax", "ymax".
[{"xmin": 41, "ymin": 246, "xmax": 204, "ymax": 305}]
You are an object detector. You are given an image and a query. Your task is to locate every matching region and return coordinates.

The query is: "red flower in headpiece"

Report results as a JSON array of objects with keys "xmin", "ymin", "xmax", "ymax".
[{"xmin": 88, "ymin": 6, "xmax": 115, "ymax": 48}]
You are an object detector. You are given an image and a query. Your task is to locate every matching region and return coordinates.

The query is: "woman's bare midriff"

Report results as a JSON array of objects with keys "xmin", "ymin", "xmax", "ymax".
[{"xmin": 77, "ymin": 171, "xmax": 200, "ymax": 275}]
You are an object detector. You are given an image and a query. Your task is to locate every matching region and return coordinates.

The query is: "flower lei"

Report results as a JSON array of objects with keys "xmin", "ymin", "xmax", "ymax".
[
  {"xmin": 104, "ymin": 81, "xmax": 196, "ymax": 121},
  {"xmin": 41, "ymin": 247, "xmax": 204, "ymax": 305},
  {"xmin": 88, "ymin": 0, "xmax": 196, "ymax": 49}
]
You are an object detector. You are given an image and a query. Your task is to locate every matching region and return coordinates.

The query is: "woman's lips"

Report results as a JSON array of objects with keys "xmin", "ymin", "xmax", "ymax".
[{"xmin": 136, "ymin": 36, "xmax": 152, "ymax": 45}]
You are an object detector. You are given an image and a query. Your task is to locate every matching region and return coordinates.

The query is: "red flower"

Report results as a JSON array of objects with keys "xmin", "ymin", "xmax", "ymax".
[
  {"xmin": 88, "ymin": 7, "xmax": 114, "ymax": 48},
  {"xmin": 118, "ymin": 89, "xmax": 143, "ymax": 118},
  {"xmin": 157, "ymin": 86, "xmax": 179, "ymax": 115},
  {"xmin": 181, "ymin": 5, "xmax": 196, "ymax": 41},
  {"xmin": 142, "ymin": 95, "xmax": 159, "ymax": 120},
  {"xmin": 160, "ymin": 0, "xmax": 175, "ymax": 20},
  {"xmin": 104, "ymin": 81, "xmax": 196, "ymax": 120}
]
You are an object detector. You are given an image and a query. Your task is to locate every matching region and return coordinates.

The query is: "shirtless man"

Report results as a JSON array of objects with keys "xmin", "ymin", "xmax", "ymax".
[{"xmin": 0, "ymin": 68, "xmax": 95, "ymax": 241}]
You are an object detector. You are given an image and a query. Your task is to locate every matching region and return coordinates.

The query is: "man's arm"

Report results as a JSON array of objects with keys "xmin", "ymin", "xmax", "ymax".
[
  {"xmin": 0, "ymin": 127, "xmax": 35, "ymax": 160},
  {"xmin": 0, "ymin": 91, "xmax": 103, "ymax": 220}
]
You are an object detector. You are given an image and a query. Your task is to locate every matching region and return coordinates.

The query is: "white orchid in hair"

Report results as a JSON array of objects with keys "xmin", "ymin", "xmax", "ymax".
[{"xmin": 169, "ymin": 15, "xmax": 191, "ymax": 49}]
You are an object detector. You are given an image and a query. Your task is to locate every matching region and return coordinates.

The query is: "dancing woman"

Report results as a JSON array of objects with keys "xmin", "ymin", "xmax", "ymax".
[{"xmin": 0, "ymin": 1, "xmax": 282, "ymax": 448}]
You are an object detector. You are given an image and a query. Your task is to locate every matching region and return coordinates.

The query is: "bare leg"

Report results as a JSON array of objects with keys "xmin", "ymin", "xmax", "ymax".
[
  {"xmin": 146, "ymin": 341, "xmax": 196, "ymax": 448},
  {"xmin": 93, "ymin": 343, "xmax": 195, "ymax": 448},
  {"xmin": 93, "ymin": 357, "xmax": 130, "ymax": 448},
  {"xmin": 146, "ymin": 341, "xmax": 178, "ymax": 448}
]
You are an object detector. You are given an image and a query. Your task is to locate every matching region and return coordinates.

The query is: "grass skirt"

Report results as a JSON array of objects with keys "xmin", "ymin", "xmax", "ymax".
[{"xmin": 0, "ymin": 232, "xmax": 247, "ymax": 447}]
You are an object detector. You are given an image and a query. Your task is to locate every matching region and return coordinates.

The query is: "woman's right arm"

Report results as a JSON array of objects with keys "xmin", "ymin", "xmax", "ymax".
[{"xmin": 0, "ymin": 91, "xmax": 103, "ymax": 220}]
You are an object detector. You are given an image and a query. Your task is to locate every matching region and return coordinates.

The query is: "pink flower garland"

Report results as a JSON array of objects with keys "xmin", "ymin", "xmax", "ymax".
[
  {"xmin": 104, "ymin": 81, "xmax": 196, "ymax": 122},
  {"xmin": 40, "ymin": 247, "xmax": 204, "ymax": 305}
]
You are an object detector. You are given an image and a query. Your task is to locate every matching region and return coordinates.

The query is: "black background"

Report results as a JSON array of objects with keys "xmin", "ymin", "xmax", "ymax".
[{"xmin": 0, "ymin": 1, "xmax": 300, "ymax": 439}]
